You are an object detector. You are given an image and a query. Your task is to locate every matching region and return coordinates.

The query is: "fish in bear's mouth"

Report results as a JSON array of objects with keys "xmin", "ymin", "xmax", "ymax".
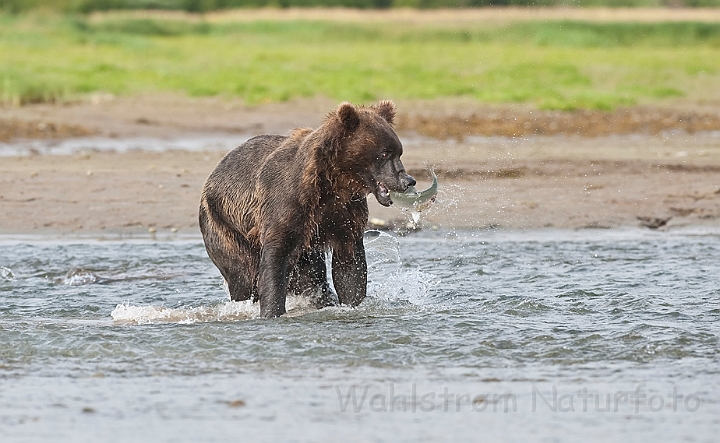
[
  {"xmin": 388, "ymin": 171, "xmax": 439, "ymax": 212},
  {"xmin": 373, "ymin": 171, "xmax": 439, "ymax": 209}
]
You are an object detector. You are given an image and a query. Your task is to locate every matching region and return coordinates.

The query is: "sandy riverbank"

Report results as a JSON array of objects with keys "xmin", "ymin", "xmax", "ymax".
[{"xmin": 2, "ymin": 96, "xmax": 720, "ymax": 235}]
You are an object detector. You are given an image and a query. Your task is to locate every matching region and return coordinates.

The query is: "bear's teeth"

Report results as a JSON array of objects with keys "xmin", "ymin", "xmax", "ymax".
[{"xmin": 378, "ymin": 183, "xmax": 389, "ymax": 197}]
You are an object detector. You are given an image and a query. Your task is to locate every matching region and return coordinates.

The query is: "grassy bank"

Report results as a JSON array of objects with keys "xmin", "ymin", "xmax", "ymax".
[
  {"xmin": 3, "ymin": 0, "xmax": 720, "ymax": 13},
  {"xmin": 2, "ymin": 12, "xmax": 720, "ymax": 109}
]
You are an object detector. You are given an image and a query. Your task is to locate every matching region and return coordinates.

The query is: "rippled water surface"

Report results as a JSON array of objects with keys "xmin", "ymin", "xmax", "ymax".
[{"xmin": 1, "ymin": 229, "xmax": 719, "ymax": 442}]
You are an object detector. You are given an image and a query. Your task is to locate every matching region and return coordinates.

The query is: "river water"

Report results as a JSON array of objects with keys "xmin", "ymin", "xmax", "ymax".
[{"xmin": 1, "ymin": 228, "xmax": 718, "ymax": 442}]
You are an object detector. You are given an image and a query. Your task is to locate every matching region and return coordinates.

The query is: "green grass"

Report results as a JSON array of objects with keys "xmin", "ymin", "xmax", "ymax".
[
  {"xmin": 2, "ymin": 14, "xmax": 720, "ymax": 109},
  {"xmin": 3, "ymin": 0, "xmax": 720, "ymax": 14}
]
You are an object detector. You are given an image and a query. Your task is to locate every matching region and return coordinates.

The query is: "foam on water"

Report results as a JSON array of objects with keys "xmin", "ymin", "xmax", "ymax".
[
  {"xmin": 0, "ymin": 266, "xmax": 15, "ymax": 281},
  {"xmin": 110, "ymin": 295, "xmax": 321, "ymax": 324},
  {"xmin": 110, "ymin": 267, "xmax": 438, "ymax": 325},
  {"xmin": 111, "ymin": 300, "xmax": 256, "ymax": 324}
]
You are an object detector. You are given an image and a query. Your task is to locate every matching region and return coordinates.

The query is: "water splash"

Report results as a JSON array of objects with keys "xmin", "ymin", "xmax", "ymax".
[
  {"xmin": 365, "ymin": 230, "xmax": 401, "ymax": 269},
  {"xmin": 111, "ymin": 296, "xmax": 316, "ymax": 325},
  {"xmin": 432, "ymin": 183, "xmax": 462, "ymax": 216},
  {"xmin": 368, "ymin": 268, "xmax": 440, "ymax": 306},
  {"xmin": 111, "ymin": 300, "xmax": 257, "ymax": 324},
  {"xmin": 392, "ymin": 183, "xmax": 463, "ymax": 231},
  {"xmin": 364, "ymin": 230, "xmax": 441, "ymax": 305},
  {"xmin": 0, "ymin": 266, "xmax": 15, "ymax": 281},
  {"xmin": 59, "ymin": 267, "xmax": 98, "ymax": 286},
  {"xmin": 110, "ymin": 230, "xmax": 439, "ymax": 324}
]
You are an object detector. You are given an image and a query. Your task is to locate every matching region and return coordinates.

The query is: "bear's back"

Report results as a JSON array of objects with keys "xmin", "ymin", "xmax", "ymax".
[
  {"xmin": 205, "ymin": 135, "xmax": 286, "ymax": 192},
  {"xmin": 202, "ymin": 135, "xmax": 290, "ymax": 232}
]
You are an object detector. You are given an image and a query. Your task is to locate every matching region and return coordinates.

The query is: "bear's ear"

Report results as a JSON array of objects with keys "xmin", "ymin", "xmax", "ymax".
[
  {"xmin": 371, "ymin": 100, "xmax": 396, "ymax": 125},
  {"xmin": 336, "ymin": 102, "xmax": 360, "ymax": 132}
]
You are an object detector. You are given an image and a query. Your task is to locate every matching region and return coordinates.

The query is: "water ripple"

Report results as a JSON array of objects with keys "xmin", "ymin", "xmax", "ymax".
[{"xmin": 0, "ymin": 230, "xmax": 718, "ymax": 377}]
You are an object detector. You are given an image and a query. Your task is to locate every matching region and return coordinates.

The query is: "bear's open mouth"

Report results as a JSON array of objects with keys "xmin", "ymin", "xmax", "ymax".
[
  {"xmin": 378, "ymin": 183, "xmax": 389, "ymax": 198},
  {"xmin": 374, "ymin": 182, "xmax": 393, "ymax": 206}
]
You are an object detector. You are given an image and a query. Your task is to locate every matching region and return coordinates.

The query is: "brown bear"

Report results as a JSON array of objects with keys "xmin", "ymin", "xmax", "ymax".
[{"xmin": 199, "ymin": 101, "xmax": 415, "ymax": 318}]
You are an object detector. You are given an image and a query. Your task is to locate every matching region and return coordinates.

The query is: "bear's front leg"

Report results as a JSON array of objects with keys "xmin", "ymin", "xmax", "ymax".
[
  {"xmin": 332, "ymin": 235, "xmax": 367, "ymax": 307},
  {"xmin": 289, "ymin": 248, "xmax": 337, "ymax": 308},
  {"xmin": 257, "ymin": 239, "xmax": 298, "ymax": 318}
]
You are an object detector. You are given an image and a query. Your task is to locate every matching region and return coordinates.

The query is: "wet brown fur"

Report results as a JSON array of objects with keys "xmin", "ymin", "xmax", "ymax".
[{"xmin": 199, "ymin": 101, "xmax": 414, "ymax": 318}]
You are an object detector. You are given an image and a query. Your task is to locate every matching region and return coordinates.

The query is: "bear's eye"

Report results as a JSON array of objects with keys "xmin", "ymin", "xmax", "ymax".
[{"xmin": 380, "ymin": 150, "xmax": 390, "ymax": 159}]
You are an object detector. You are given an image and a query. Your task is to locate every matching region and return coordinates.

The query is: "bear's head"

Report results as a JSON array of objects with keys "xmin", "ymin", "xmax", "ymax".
[{"xmin": 324, "ymin": 100, "xmax": 416, "ymax": 207}]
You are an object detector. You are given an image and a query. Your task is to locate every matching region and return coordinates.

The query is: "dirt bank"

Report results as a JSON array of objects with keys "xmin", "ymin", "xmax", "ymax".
[
  {"xmin": 1, "ymin": 96, "xmax": 720, "ymax": 235},
  {"xmin": 398, "ymin": 106, "xmax": 720, "ymax": 139}
]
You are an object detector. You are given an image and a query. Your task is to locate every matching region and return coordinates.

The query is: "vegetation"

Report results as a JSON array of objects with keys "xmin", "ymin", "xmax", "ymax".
[
  {"xmin": 2, "ymin": 13, "xmax": 720, "ymax": 109},
  {"xmin": 2, "ymin": 0, "xmax": 720, "ymax": 13}
]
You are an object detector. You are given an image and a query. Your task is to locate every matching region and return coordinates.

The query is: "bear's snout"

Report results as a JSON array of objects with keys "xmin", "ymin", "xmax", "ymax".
[{"xmin": 402, "ymin": 174, "xmax": 416, "ymax": 191}]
